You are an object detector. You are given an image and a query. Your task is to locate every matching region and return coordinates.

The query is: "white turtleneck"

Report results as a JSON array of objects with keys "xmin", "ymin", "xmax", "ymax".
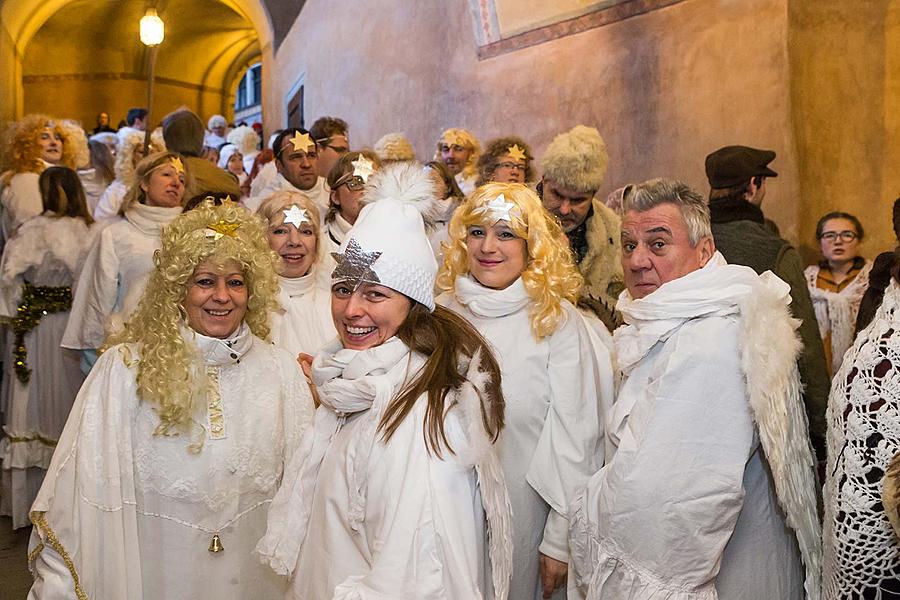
[{"xmin": 270, "ymin": 268, "xmax": 337, "ymax": 358}]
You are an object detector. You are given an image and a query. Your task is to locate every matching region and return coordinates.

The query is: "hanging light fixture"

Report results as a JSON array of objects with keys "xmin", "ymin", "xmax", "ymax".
[{"xmin": 139, "ymin": 8, "xmax": 165, "ymax": 46}]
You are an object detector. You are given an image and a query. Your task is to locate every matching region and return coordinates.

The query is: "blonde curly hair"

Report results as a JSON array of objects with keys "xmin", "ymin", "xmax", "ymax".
[
  {"xmin": 437, "ymin": 182, "xmax": 582, "ymax": 339},
  {"xmin": 0, "ymin": 114, "xmax": 78, "ymax": 177},
  {"xmin": 103, "ymin": 200, "xmax": 279, "ymax": 449},
  {"xmin": 434, "ymin": 128, "xmax": 480, "ymax": 181}
]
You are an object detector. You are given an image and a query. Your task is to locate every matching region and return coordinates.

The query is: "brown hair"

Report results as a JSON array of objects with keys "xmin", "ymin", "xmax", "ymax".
[
  {"xmin": 424, "ymin": 160, "xmax": 464, "ymax": 201},
  {"xmin": 39, "ymin": 166, "xmax": 94, "ymax": 223},
  {"xmin": 324, "ymin": 150, "xmax": 382, "ymax": 223},
  {"xmin": 476, "ymin": 136, "xmax": 534, "ymax": 186},
  {"xmin": 119, "ymin": 151, "xmax": 190, "ymax": 214},
  {"xmin": 378, "ymin": 303, "xmax": 504, "ymax": 457}
]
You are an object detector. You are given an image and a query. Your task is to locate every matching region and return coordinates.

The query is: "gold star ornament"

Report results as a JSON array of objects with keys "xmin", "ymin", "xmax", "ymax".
[
  {"xmin": 282, "ymin": 204, "xmax": 311, "ymax": 229},
  {"xmin": 351, "ymin": 156, "xmax": 375, "ymax": 183},
  {"xmin": 331, "ymin": 239, "xmax": 382, "ymax": 288},
  {"xmin": 170, "ymin": 156, "xmax": 185, "ymax": 174},
  {"xmin": 506, "ymin": 144, "xmax": 527, "ymax": 162},
  {"xmin": 205, "ymin": 220, "xmax": 241, "ymax": 241},
  {"xmin": 289, "ymin": 131, "xmax": 316, "ymax": 153},
  {"xmin": 474, "ymin": 193, "xmax": 517, "ymax": 225}
]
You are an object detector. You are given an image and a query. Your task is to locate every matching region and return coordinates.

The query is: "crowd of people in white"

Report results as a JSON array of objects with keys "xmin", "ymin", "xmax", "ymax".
[{"xmin": 0, "ymin": 105, "xmax": 896, "ymax": 599}]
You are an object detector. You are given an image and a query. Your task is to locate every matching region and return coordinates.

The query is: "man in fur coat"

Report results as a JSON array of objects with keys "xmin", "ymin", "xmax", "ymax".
[
  {"xmin": 568, "ymin": 178, "xmax": 821, "ymax": 600},
  {"xmin": 538, "ymin": 125, "xmax": 623, "ymax": 331}
]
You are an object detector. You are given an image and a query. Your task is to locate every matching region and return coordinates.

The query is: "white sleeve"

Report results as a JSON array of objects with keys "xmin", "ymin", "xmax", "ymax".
[
  {"xmin": 93, "ymin": 183, "xmax": 123, "ymax": 221},
  {"xmin": 526, "ymin": 305, "xmax": 613, "ymax": 558},
  {"xmin": 6, "ymin": 173, "xmax": 43, "ymax": 231},
  {"xmin": 568, "ymin": 319, "xmax": 753, "ymax": 599},
  {"xmin": 61, "ymin": 227, "xmax": 120, "ymax": 350}
]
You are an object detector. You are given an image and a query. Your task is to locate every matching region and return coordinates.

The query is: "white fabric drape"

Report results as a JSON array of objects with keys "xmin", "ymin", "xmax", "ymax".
[{"xmin": 269, "ymin": 271, "xmax": 336, "ymax": 358}]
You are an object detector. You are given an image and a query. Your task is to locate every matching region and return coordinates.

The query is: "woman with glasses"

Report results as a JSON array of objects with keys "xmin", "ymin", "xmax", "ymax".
[
  {"xmin": 323, "ymin": 150, "xmax": 381, "ymax": 253},
  {"xmin": 475, "ymin": 137, "xmax": 534, "ymax": 187},
  {"xmin": 805, "ymin": 211, "xmax": 871, "ymax": 375}
]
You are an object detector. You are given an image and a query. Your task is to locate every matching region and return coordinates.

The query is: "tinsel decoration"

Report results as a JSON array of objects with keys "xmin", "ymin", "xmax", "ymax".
[{"xmin": 12, "ymin": 283, "xmax": 72, "ymax": 384}]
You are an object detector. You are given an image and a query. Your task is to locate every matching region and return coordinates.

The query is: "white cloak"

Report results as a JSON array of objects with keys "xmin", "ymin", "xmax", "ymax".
[
  {"xmin": 27, "ymin": 327, "xmax": 315, "ymax": 599},
  {"xmin": 569, "ymin": 253, "xmax": 822, "ymax": 600},
  {"xmin": 269, "ymin": 271, "xmax": 336, "ymax": 358},
  {"xmin": 0, "ymin": 215, "xmax": 96, "ymax": 528},
  {"xmin": 61, "ymin": 204, "xmax": 182, "ymax": 351},
  {"xmin": 1, "ymin": 171, "xmax": 43, "ymax": 241},
  {"xmin": 439, "ymin": 277, "xmax": 614, "ymax": 600}
]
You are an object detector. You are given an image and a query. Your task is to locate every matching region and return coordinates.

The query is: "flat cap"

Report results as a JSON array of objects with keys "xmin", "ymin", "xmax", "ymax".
[{"xmin": 705, "ymin": 145, "xmax": 778, "ymax": 188}]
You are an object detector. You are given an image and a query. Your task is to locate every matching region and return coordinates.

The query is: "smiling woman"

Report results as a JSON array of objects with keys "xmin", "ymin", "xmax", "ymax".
[{"xmin": 28, "ymin": 199, "xmax": 315, "ymax": 599}]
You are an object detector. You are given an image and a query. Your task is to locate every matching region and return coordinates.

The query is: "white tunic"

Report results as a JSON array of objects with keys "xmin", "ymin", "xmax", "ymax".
[
  {"xmin": 257, "ymin": 337, "xmax": 513, "ymax": 599},
  {"xmin": 27, "ymin": 327, "xmax": 315, "ymax": 599},
  {"xmin": 62, "ymin": 203, "xmax": 182, "ymax": 352},
  {"xmin": 569, "ymin": 254, "xmax": 820, "ymax": 600},
  {"xmin": 0, "ymin": 215, "xmax": 96, "ymax": 528},
  {"xmin": 804, "ymin": 261, "xmax": 872, "ymax": 373},
  {"xmin": 439, "ymin": 277, "xmax": 613, "ymax": 600},
  {"xmin": 823, "ymin": 280, "xmax": 900, "ymax": 598},
  {"xmin": 93, "ymin": 179, "xmax": 128, "ymax": 220},
  {"xmin": 245, "ymin": 173, "xmax": 329, "ymax": 218},
  {"xmin": 269, "ymin": 271, "xmax": 336, "ymax": 358}
]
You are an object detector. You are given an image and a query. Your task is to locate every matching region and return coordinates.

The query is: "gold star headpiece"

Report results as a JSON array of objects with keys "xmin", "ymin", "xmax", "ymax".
[
  {"xmin": 506, "ymin": 144, "xmax": 527, "ymax": 162},
  {"xmin": 205, "ymin": 219, "xmax": 240, "ymax": 241},
  {"xmin": 289, "ymin": 131, "xmax": 316, "ymax": 153},
  {"xmin": 170, "ymin": 156, "xmax": 185, "ymax": 174}
]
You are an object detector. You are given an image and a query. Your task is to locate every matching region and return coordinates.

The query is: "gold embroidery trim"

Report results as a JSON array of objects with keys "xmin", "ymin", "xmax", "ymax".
[
  {"xmin": 206, "ymin": 366, "xmax": 225, "ymax": 440},
  {"xmin": 30, "ymin": 511, "xmax": 88, "ymax": 600}
]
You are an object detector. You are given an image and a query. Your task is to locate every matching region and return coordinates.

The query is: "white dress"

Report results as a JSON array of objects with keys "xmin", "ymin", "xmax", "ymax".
[
  {"xmin": 62, "ymin": 203, "xmax": 183, "ymax": 353},
  {"xmin": 804, "ymin": 261, "xmax": 872, "ymax": 373},
  {"xmin": 568, "ymin": 253, "xmax": 821, "ymax": 600},
  {"xmin": 257, "ymin": 337, "xmax": 513, "ymax": 599},
  {"xmin": 823, "ymin": 279, "xmax": 900, "ymax": 598},
  {"xmin": 269, "ymin": 271, "xmax": 336, "ymax": 358},
  {"xmin": 439, "ymin": 277, "xmax": 613, "ymax": 600},
  {"xmin": 27, "ymin": 325, "xmax": 315, "ymax": 599},
  {"xmin": 92, "ymin": 179, "xmax": 128, "ymax": 220},
  {"xmin": 0, "ymin": 215, "xmax": 96, "ymax": 528}
]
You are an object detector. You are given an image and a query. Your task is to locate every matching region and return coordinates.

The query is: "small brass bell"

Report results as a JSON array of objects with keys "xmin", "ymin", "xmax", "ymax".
[{"xmin": 208, "ymin": 534, "xmax": 224, "ymax": 553}]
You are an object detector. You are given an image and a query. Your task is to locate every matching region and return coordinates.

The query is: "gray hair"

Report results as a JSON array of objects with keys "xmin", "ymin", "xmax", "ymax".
[{"xmin": 622, "ymin": 178, "xmax": 712, "ymax": 246}]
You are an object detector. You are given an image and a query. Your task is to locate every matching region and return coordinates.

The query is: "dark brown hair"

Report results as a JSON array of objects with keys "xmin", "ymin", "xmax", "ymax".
[
  {"xmin": 476, "ymin": 136, "xmax": 534, "ymax": 186},
  {"xmin": 815, "ymin": 211, "xmax": 864, "ymax": 241},
  {"xmin": 39, "ymin": 166, "xmax": 94, "ymax": 223},
  {"xmin": 378, "ymin": 304, "xmax": 504, "ymax": 457}
]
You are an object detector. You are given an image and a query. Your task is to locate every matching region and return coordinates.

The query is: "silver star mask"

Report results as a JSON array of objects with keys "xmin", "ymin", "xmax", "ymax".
[{"xmin": 331, "ymin": 238, "xmax": 382, "ymax": 289}]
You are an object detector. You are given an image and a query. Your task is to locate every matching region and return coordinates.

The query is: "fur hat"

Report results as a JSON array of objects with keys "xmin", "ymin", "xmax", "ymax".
[
  {"xmin": 332, "ymin": 163, "xmax": 438, "ymax": 310},
  {"xmin": 540, "ymin": 125, "xmax": 608, "ymax": 194},
  {"xmin": 374, "ymin": 132, "xmax": 415, "ymax": 163},
  {"xmin": 162, "ymin": 109, "xmax": 205, "ymax": 157}
]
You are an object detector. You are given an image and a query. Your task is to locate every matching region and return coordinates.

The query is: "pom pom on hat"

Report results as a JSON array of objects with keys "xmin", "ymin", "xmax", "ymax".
[{"xmin": 540, "ymin": 125, "xmax": 608, "ymax": 194}]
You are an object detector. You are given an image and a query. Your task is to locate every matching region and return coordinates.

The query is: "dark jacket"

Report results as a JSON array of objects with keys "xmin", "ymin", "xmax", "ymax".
[{"xmin": 709, "ymin": 197, "xmax": 830, "ymax": 458}]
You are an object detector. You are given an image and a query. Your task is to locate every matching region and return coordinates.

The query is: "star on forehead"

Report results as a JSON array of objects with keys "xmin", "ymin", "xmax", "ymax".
[
  {"xmin": 331, "ymin": 239, "xmax": 382, "ymax": 286},
  {"xmin": 506, "ymin": 144, "xmax": 527, "ymax": 162},
  {"xmin": 169, "ymin": 156, "xmax": 185, "ymax": 174},
  {"xmin": 474, "ymin": 194, "xmax": 516, "ymax": 225},
  {"xmin": 205, "ymin": 219, "xmax": 240, "ymax": 241},
  {"xmin": 282, "ymin": 204, "xmax": 310, "ymax": 229},
  {"xmin": 289, "ymin": 131, "xmax": 315, "ymax": 153},
  {"xmin": 351, "ymin": 156, "xmax": 375, "ymax": 182}
]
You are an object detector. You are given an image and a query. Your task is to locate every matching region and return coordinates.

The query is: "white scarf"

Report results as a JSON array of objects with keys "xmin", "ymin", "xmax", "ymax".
[
  {"xmin": 453, "ymin": 275, "xmax": 531, "ymax": 318},
  {"xmin": 124, "ymin": 203, "xmax": 183, "ymax": 236},
  {"xmin": 805, "ymin": 261, "xmax": 872, "ymax": 372},
  {"xmin": 256, "ymin": 336, "xmax": 420, "ymax": 576},
  {"xmin": 327, "ymin": 212, "xmax": 354, "ymax": 246},
  {"xmin": 614, "ymin": 252, "xmax": 823, "ymax": 599}
]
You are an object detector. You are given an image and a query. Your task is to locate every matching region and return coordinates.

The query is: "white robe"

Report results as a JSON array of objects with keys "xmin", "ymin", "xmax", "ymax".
[
  {"xmin": 804, "ymin": 261, "xmax": 872, "ymax": 373},
  {"xmin": 27, "ymin": 327, "xmax": 315, "ymax": 599},
  {"xmin": 439, "ymin": 277, "xmax": 613, "ymax": 600},
  {"xmin": 245, "ymin": 173, "xmax": 329, "ymax": 219},
  {"xmin": 62, "ymin": 203, "xmax": 182, "ymax": 352},
  {"xmin": 1, "ymin": 170, "xmax": 44, "ymax": 241},
  {"xmin": 257, "ymin": 337, "xmax": 513, "ymax": 599},
  {"xmin": 269, "ymin": 271, "xmax": 336, "ymax": 358},
  {"xmin": 569, "ymin": 253, "xmax": 821, "ymax": 600},
  {"xmin": 92, "ymin": 179, "xmax": 128, "ymax": 220},
  {"xmin": 0, "ymin": 215, "xmax": 96, "ymax": 528}
]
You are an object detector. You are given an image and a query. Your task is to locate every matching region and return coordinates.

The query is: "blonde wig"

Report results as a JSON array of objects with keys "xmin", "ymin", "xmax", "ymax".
[
  {"xmin": 119, "ymin": 151, "xmax": 192, "ymax": 214},
  {"xmin": 437, "ymin": 182, "xmax": 582, "ymax": 339},
  {"xmin": 114, "ymin": 130, "xmax": 149, "ymax": 185},
  {"xmin": 227, "ymin": 125, "xmax": 260, "ymax": 155},
  {"xmin": 256, "ymin": 190, "xmax": 326, "ymax": 275},
  {"xmin": 0, "ymin": 114, "xmax": 78, "ymax": 177},
  {"xmin": 104, "ymin": 199, "xmax": 279, "ymax": 448},
  {"xmin": 58, "ymin": 120, "xmax": 90, "ymax": 170},
  {"xmin": 434, "ymin": 128, "xmax": 480, "ymax": 181}
]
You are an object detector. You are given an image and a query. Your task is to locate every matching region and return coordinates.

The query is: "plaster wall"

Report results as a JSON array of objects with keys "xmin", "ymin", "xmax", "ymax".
[
  {"xmin": 272, "ymin": 0, "xmax": 801, "ymax": 240},
  {"xmin": 0, "ymin": 20, "xmax": 21, "ymax": 128}
]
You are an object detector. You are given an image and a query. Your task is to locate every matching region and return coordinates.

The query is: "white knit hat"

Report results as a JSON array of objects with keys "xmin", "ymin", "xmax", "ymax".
[{"xmin": 331, "ymin": 163, "xmax": 438, "ymax": 310}]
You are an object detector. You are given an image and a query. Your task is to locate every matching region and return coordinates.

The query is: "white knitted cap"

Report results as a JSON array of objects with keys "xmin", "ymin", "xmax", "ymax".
[{"xmin": 331, "ymin": 164, "xmax": 438, "ymax": 310}]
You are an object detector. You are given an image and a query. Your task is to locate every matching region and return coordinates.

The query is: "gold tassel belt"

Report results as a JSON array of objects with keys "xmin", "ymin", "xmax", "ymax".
[{"xmin": 12, "ymin": 283, "xmax": 72, "ymax": 384}]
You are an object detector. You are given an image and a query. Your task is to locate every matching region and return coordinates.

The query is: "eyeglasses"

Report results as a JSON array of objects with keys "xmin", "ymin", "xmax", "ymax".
[
  {"xmin": 820, "ymin": 230, "xmax": 858, "ymax": 242},
  {"xmin": 335, "ymin": 174, "xmax": 365, "ymax": 191},
  {"xmin": 497, "ymin": 162, "xmax": 526, "ymax": 172},
  {"xmin": 323, "ymin": 144, "xmax": 349, "ymax": 155}
]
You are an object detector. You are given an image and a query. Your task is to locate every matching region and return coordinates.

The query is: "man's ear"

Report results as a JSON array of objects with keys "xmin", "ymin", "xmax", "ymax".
[
  {"xmin": 698, "ymin": 236, "xmax": 715, "ymax": 266},
  {"xmin": 743, "ymin": 177, "xmax": 757, "ymax": 201}
]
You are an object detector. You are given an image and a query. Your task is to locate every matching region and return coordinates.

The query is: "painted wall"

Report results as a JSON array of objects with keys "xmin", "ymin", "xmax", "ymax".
[
  {"xmin": 0, "ymin": 20, "xmax": 22, "ymax": 128},
  {"xmin": 270, "ymin": 0, "xmax": 801, "ymax": 240}
]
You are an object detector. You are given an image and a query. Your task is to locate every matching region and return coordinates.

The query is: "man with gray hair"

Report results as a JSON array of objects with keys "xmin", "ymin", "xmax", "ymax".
[{"xmin": 568, "ymin": 178, "xmax": 821, "ymax": 600}]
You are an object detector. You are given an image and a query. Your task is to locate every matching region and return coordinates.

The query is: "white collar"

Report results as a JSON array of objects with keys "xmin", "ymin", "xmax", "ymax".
[
  {"xmin": 124, "ymin": 203, "xmax": 183, "ymax": 235},
  {"xmin": 279, "ymin": 272, "xmax": 317, "ymax": 298},
  {"xmin": 181, "ymin": 322, "xmax": 254, "ymax": 367},
  {"xmin": 453, "ymin": 275, "xmax": 531, "ymax": 318}
]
